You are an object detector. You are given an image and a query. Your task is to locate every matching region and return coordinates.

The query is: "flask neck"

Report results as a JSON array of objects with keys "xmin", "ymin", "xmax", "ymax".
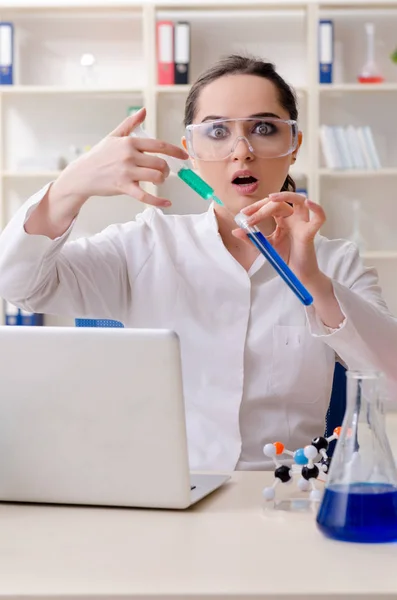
[{"xmin": 327, "ymin": 371, "xmax": 397, "ymax": 487}]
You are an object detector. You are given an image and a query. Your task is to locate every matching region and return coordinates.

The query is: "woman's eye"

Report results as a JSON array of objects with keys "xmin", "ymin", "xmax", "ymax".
[
  {"xmin": 255, "ymin": 122, "xmax": 276, "ymax": 135},
  {"xmin": 209, "ymin": 127, "xmax": 227, "ymax": 139}
]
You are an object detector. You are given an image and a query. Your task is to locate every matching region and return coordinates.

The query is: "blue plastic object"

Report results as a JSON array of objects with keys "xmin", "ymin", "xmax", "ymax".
[
  {"xmin": 75, "ymin": 319, "xmax": 124, "ymax": 328},
  {"xmin": 294, "ymin": 448, "xmax": 308, "ymax": 465},
  {"xmin": 325, "ymin": 363, "xmax": 347, "ymax": 455}
]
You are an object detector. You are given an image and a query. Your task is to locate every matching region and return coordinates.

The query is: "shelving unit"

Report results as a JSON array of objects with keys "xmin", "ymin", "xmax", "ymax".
[
  {"xmin": 0, "ymin": 0, "xmax": 397, "ymax": 323},
  {"xmin": 319, "ymin": 83, "xmax": 397, "ymax": 92},
  {"xmin": 319, "ymin": 168, "xmax": 397, "ymax": 177}
]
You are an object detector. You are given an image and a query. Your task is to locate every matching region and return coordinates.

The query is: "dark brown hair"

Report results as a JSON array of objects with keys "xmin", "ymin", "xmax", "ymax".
[{"xmin": 184, "ymin": 54, "xmax": 298, "ymax": 192}]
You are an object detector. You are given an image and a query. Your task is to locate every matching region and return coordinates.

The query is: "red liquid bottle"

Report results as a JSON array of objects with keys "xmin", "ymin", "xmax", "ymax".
[{"xmin": 358, "ymin": 23, "xmax": 384, "ymax": 84}]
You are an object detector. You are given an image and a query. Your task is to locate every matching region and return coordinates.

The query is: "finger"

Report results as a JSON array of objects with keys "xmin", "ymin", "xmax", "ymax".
[
  {"xmin": 269, "ymin": 191, "xmax": 309, "ymax": 221},
  {"xmin": 241, "ymin": 198, "xmax": 269, "ymax": 216},
  {"xmin": 123, "ymin": 182, "xmax": 172, "ymax": 208},
  {"xmin": 306, "ymin": 199, "xmax": 326, "ymax": 233},
  {"xmin": 128, "ymin": 166, "xmax": 168, "ymax": 186},
  {"xmin": 269, "ymin": 191, "xmax": 306, "ymax": 206},
  {"xmin": 133, "ymin": 137, "xmax": 188, "ymax": 161},
  {"xmin": 231, "ymin": 228, "xmax": 249, "ymax": 241},
  {"xmin": 109, "ymin": 107, "xmax": 147, "ymax": 137},
  {"xmin": 135, "ymin": 153, "xmax": 170, "ymax": 178},
  {"xmin": 245, "ymin": 201, "xmax": 294, "ymax": 227}
]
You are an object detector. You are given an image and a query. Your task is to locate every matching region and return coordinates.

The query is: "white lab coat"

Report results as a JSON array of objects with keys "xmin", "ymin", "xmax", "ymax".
[{"xmin": 0, "ymin": 183, "xmax": 396, "ymax": 472}]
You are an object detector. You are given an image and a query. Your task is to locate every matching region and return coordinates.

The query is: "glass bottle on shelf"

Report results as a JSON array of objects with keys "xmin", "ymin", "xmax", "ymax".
[
  {"xmin": 358, "ymin": 23, "xmax": 384, "ymax": 84},
  {"xmin": 348, "ymin": 199, "xmax": 367, "ymax": 254},
  {"xmin": 80, "ymin": 53, "xmax": 97, "ymax": 86}
]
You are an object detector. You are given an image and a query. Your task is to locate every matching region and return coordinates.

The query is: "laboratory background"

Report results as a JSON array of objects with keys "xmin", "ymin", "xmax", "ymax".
[{"xmin": 1, "ymin": 0, "xmax": 397, "ymax": 327}]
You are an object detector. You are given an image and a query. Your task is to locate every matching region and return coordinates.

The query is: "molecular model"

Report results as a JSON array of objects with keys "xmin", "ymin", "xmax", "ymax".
[{"xmin": 262, "ymin": 427, "xmax": 342, "ymax": 503}]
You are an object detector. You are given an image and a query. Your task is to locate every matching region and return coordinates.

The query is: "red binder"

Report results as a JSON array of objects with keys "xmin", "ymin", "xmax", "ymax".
[{"xmin": 156, "ymin": 21, "xmax": 174, "ymax": 85}]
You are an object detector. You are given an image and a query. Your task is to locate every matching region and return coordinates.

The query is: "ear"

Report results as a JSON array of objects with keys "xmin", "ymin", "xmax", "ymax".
[
  {"xmin": 181, "ymin": 136, "xmax": 197, "ymax": 169},
  {"xmin": 291, "ymin": 130, "xmax": 303, "ymax": 164}
]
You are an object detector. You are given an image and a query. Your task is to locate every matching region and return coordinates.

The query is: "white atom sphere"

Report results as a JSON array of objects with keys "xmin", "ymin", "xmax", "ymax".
[
  {"xmin": 310, "ymin": 489, "xmax": 322, "ymax": 502},
  {"xmin": 297, "ymin": 477, "xmax": 311, "ymax": 492},
  {"xmin": 262, "ymin": 487, "xmax": 276, "ymax": 500},
  {"xmin": 304, "ymin": 445, "xmax": 318, "ymax": 460},
  {"xmin": 80, "ymin": 53, "xmax": 96, "ymax": 67},
  {"xmin": 263, "ymin": 443, "xmax": 276, "ymax": 457}
]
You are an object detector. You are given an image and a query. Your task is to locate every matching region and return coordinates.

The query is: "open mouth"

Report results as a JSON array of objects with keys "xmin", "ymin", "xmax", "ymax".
[
  {"xmin": 231, "ymin": 173, "xmax": 259, "ymax": 195},
  {"xmin": 232, "ymin": 175, "xmax": 258, "ymax": 185}
]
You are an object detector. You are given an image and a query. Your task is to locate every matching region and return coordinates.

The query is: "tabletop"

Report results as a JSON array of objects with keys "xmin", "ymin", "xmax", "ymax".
[{"xmin": 0, "ymin": 461, "xmax": 397, "ymax": 599}]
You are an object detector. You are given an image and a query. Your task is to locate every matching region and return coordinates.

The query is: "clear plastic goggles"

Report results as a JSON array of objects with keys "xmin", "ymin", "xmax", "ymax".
[{"xmin": 185, "ymin": 117, "xmax": 298, "ymax": 161}]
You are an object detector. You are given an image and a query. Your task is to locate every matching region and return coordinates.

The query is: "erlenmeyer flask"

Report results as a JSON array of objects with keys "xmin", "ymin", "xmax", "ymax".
[
  {"xmin": 316, "ymin": 370, "xmax": 397, "ymax": 543},
  {"xmin": 358, "ymin": 23, "xmax": 384, "ymax": 84}
]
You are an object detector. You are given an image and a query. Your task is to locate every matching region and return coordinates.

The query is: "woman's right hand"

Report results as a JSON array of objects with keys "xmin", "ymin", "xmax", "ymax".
[
  {"xmin": 25, "ymin": 107, "xmax": 189, "ymax": 239},
  {"xmin": 50, "ymin": 107, "xmax": 189, "ymax": 209}
]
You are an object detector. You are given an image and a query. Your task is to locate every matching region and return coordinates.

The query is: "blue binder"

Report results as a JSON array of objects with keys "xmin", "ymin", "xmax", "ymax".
[
  {"xmin": 0, "ymin": 22, "xmax": 13, "ymax": 85},
  {"xmin": 4, "ymin": 302, "xmax": 44, "ymax": 326},
  {"xmin": 319, "ymin": 20, "xmax": 333, "ymax": 84}
]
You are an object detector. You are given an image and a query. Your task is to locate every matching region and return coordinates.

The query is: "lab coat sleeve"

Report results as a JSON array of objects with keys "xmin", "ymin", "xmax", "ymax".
[
  {"xmin": 0, "ymin": 183, "xmax": 155, "ymax": 322},
  {"xmin": 306, "ymin": 240, "xmax": 397, "ymax": 384}
]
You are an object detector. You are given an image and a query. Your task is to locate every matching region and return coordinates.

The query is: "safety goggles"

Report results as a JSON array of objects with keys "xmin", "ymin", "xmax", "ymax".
[{"xmin": 185, "ymin": 117, "xmax": 298, "ymax": 161}]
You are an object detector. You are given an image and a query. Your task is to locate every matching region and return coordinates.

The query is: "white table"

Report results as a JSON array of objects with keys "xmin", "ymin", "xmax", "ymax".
[
  {"xmin": 0, "ymin": 414, "xmax": 396, "ymax": 599},
  {"xmin": 0, "ymin": 462, "xmax": 397, "ymax": 599}
]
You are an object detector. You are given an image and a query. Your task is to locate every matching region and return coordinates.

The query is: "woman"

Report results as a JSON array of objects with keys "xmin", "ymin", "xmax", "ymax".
[{"xmin": 0, "ymin": 55, "xmax": 395, "ymax": 471}]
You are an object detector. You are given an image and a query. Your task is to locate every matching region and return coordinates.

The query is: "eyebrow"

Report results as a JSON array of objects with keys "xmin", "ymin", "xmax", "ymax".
[{"xmin": 200, "ymin": 111, "xmax": 282, "ymax": 123}]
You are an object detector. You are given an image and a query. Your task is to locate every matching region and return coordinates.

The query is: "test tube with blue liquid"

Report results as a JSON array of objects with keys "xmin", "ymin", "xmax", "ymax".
[
  {"xmin": 133, "ymin": 124, "xmax": 313, "ymax": 307},
  {"xmin": 234, "ymin": 213, "xmax": 313, "ymax": 306},
  {"xmin": 316, "ymin": 370, "xmax": 397, "ymax": 543}
]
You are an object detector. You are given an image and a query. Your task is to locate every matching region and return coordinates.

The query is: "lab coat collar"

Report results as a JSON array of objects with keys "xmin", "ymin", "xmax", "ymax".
[{"xmin": 203, "ymin": 202, "xmax": 266, "ymax": 279}]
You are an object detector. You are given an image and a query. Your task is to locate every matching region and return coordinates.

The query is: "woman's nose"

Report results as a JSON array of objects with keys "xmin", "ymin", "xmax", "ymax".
[{"xmin": 230, "ymin": 136, "xmax": 255, "ymax": 161}]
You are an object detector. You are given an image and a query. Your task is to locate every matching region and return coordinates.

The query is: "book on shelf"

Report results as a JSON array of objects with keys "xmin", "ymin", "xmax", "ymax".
[
  {"xmin": 320, "ymin": 124, "xmax": 381, "ymax": 170},
  {"xmin": 318, "ymin": 19, "xmax": 333, "ymax": 84},
  {"xmin": 4, "ymin": 302, "xmax": 44, "ymax": 326},
  {"xmin": 156, "ymin": 20, "xmax": 190, "ymax": 86},
  {"xmin": 0, "ymin": 21, "xmax": 13, "ymax": 85}
]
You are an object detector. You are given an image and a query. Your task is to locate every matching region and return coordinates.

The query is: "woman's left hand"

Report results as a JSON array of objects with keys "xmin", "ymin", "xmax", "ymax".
[{"xmin": 232, "ymin": 191, "xmax": 326, "ymax": 286}]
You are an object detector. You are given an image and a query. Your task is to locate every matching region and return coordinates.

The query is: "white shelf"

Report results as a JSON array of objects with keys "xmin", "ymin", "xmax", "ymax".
[
  {"xmin": 0, "ymin": 86, "xmax": 144, "ymax": 95},
  {"xmin": 319, "ymin": 83, "xmax": 397, "ymax": 93},
  {"xmin": 362, "ymin": 251, "xmax": 397, "ymax": 260},
  {"xmin": 156, "ymin": 84, "xmax": 309, "ymax": 95},
  {"xmin": 319, "ymin": 1, "xmax": 397, "ymax": 8},
  {"xmin": 319, "ymin": 169, "xmax": 397, "ymax": 177},
  {"xmin": 0, "ymin": 1, "xmax": 143, "ymax": 9},
  {"xmin": 156, "ymin": 85, "xmax": 191, "ymax": 94},
  {"xmin": 154, "ymin": 0, "xmax": 309, "ymax": 8}
]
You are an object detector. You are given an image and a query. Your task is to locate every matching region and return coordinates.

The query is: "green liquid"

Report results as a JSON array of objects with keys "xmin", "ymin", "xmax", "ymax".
[{"xmin": 177, "ymin": 168, "xmax": 223, "ymax": 206}]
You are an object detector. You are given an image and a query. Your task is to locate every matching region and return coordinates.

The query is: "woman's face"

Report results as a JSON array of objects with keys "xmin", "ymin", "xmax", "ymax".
[{"xmin": 183, "ymin": 74, "xmax": 302, "ymax": 216}]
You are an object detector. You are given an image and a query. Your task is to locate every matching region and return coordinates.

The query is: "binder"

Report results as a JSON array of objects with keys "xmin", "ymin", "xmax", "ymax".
[
  {"xmin": 156, "ymin": 21, "xmax": 174, "ymax": 85},
  {"xmin": 4, "ymin": 302, "xmax": 44, "ymax": 326},
  {"xmin": 0, "ymin": 22, "xmax": 13, "ymax": 85},
  {"xmin": 174, "ymin": 21, "xmax": 190, "ymax": 85},
  {"xmin": 20, "ymin": 309, "xmax": 44, "ymax": 326},
  {"xmin": 319, "ymin": 20, "xmax": 333, "ymax": 84},
  {"xmin": 4, "ymin": 302, "xmax": 19, "ymax": 325}
]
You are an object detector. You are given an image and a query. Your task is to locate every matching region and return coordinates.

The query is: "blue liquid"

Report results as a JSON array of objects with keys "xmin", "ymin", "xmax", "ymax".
[
  {"xmin": 247, "ymin": 231, "xmax": 313, "ymax": 306},
  {"xmin": 316, "ymin": 483, "xmax": 397, "ymax": 543}
]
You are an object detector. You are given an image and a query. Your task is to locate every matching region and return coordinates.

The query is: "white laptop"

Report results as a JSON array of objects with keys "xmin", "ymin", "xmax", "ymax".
[{"xmin": 0, "ymin": 326, "xmax": 230, "ymax": 509}]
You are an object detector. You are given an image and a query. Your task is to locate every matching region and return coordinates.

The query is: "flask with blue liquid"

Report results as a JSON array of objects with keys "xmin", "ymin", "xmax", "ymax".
[{"xmin": 317, "ymin": 370, "xmax": 397, "ymax": 543}]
